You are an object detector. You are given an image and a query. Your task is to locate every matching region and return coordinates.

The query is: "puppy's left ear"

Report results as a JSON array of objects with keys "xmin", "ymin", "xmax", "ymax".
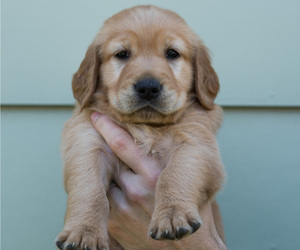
[{"xmin": 194, "ymin": 42, "xmax": 220, "ymax": 110}]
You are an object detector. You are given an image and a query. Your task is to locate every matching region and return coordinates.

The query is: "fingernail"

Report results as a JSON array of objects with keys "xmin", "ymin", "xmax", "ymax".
[{"xmin": 91, "ymin": 111, "xmax": 101, "ymax": 122}]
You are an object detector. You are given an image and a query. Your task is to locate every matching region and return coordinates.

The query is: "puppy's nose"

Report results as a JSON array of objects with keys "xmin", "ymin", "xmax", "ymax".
[{"xmin": 134, "ymin": 78, "xmax": 162, "ymax": 101}]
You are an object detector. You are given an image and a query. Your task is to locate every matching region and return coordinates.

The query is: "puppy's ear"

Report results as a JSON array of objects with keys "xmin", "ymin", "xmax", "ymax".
[
  {"xmin": 194, "ymin": 42, "xmax": 219, "ymax": 110},
  {"xmin": 72, "ymin": 44, "xmax": 101, "ymax": 109}
]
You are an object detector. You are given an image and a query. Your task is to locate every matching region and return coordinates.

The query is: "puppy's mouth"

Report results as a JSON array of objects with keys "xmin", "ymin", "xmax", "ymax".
[
  {"xmin": 137, "ymin": 105, "xmax": 157, "ymax": 113},
  {"xmin": 111, "ymin": 94, "xmax": 177, "ymax": 124},
  {"xmin": 134, "ymin": 100, "xmax": 165, "ymax": 113},
  {"xmin": 121, "ymin": 101, "xmax": 176, "ymax": 125}
]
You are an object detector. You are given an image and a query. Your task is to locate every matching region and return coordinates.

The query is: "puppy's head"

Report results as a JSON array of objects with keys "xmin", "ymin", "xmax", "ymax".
[{"xmin": 72, "ymin": 5, "xmax": 219, "ymax": 124}]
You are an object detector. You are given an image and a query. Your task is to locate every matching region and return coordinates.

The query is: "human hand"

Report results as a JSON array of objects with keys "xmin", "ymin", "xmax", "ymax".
[
  {"xmin": 91, "ymin": 112, "xmax": 226, "ymax": 250},
  {"xmin": 91, "ymin": 112, "xmax": 171, "ymax": 249}
]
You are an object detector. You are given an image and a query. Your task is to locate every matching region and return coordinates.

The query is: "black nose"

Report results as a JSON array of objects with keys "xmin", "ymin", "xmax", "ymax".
[{"xmin": 134, "ymin": 78, "xmax": 162, "ymax": 101}]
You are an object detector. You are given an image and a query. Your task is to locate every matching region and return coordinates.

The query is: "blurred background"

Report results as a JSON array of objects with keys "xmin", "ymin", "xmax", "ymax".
[{"xmin": 2, "ymin": 0, "xmax": 300, "ymax": 249}]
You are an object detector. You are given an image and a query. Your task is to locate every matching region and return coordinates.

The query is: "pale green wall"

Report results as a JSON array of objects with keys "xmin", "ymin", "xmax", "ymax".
[
  {"xmin": 2, "ymin": 0, "xmax": 300, "ymax": 249},
  {"xmin": 2, "ymin": 0, "xmax": 300, "ymax": 106}
]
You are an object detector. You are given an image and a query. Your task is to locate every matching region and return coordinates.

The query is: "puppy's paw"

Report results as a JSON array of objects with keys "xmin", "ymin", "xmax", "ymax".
[
  {"xmin": 55, "ymin": 226, "xmax": 109, "ymax": 250},
  {"xmin": 148, "ymin": 206, "xmax": 201, "ymax": 241}
]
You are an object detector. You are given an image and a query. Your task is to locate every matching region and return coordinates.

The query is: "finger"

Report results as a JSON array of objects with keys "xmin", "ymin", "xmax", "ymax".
[
  {"xmin": 108, "ymin": 185, "xmax": 132, "ymax": 219},
  {"xmin": 107, "ymin": 186, "xmax": 151, "ymax": 247},
  {"xmin": 113, "ymin": 170, "xmax": 155, "ymax": 215},
  {"xmin": 113, "ymin": 169, "xmax": 136, "ymax": 192},
  {"xmin": 108, "ymin": 183, "xmax": 153, "ymax": 220},
  {"xmin": 107, "ymin": 185, "xmax": 131, "ymax": 239},
  {"xmin": 91, "ymin": 112, "xmax": 157, "ymax": 176}
]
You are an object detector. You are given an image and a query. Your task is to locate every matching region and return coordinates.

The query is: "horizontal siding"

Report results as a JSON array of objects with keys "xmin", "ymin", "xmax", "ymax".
[{"xmin": 2, "ymin": 0, "xmax": 300, "ymax": 106}]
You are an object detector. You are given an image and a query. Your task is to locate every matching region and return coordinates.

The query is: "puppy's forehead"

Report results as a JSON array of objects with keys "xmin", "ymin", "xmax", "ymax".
[
  {"xmin": 98, "ymin": 6, "xmax": 195, "ymax": 53},
  {"xmin": 105, "ymin": 5, "xmax": 186, "ymax": 31},
  {"xmin": 106, "ymin": 36, "xmax": 187, "ymax": 54}
]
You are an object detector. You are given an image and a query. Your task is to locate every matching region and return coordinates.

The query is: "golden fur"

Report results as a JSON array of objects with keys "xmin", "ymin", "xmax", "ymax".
[{"xmin": 56, "ymin": 5, "xmax": 225, "ymax": 250}]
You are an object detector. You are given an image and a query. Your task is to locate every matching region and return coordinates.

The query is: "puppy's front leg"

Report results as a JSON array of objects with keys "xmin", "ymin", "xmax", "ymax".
[
  {"xmin": 56, "ymin": 125, "xmax": 112, "ymax": 250},
  {"xmin": 149, "ymin": 129, "xmax": 224, "ymax": 241}
]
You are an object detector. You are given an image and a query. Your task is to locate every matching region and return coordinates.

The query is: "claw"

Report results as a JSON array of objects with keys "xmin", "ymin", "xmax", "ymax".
[
  {"xmin": 65, "ymin": 242, "xmax": 76, "ymax": 250},
  {"xmin": 189, "ymin": 220, "xmax": 201, "ymax": 233},
  {"xmin": 149, "ymin": 231, "xmax": 157, "ymax": 240},
  {"xmin": 161, "ymin": 230, "xmax": 175, "ymax": 240},
  {"xmin": 56, "ymin": 240, "xmax": 63, "ymax": 250},
  {"xmin": 175, "ymin": 226, "xmax": 190, "ymax": 239}
]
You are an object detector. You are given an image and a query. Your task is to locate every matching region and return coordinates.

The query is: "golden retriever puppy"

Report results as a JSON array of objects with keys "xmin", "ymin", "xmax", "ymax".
[{"xmin": 56, "ymin": 5, "xmax": 225, "ymax": 250}]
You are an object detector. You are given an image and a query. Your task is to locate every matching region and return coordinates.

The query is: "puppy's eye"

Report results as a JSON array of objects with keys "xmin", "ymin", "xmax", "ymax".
[
  {"xmin": 166, "ymin": 49, "xmax": 180, "ymax": 59},
  {"xmin": 115, "ymin": 50, "xmax": 130, "ymax": 60}
]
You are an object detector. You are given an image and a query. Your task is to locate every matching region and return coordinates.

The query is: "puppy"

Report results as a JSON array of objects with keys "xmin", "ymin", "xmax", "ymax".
[{"xmin": 56, "ymin": 5, "xmax": 225, "ymax": 250}]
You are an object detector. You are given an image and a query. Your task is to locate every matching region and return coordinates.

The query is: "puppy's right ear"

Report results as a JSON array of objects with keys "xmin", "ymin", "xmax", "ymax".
[{"xmin": 72, "ymin": 44, "xmax": 101, "ymax": 109}]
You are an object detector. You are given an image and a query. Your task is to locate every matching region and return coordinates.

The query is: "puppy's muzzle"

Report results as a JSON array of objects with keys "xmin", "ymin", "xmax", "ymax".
[{"xmin": 134, "ymin": 78, "xmax": 163, "ymax": 101}]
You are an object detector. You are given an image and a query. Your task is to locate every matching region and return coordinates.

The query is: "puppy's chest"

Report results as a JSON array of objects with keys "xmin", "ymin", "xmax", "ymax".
[{"xmin": 124, "ymin": 124, "xmax": 178, "ymax": 161}]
